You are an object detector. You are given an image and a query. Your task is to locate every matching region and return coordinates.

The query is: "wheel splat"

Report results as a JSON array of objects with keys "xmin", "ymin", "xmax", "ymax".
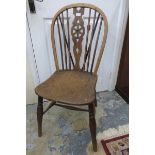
[{"xmin": 71, "ymin": 7, "xmax": 85, "ymax": 70}]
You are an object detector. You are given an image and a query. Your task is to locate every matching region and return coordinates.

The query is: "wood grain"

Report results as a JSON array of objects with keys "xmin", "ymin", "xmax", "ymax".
[{"xmin": 35, "ymin": 70, "xmax": 97, "ymax": 105}]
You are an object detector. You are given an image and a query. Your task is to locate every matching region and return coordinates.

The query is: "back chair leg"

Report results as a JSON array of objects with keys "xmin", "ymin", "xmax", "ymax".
[
  {"xmin": 37, "ymin": 96, "xmax": 43, "ymax": 137},
  {"xmin": 89, "ymin": 102, "xmax": 97, "ymax": 152}
]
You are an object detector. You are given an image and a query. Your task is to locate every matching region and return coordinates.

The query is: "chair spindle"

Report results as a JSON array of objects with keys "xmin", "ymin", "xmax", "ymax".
[
  {"xmin": 90, "ymin": 17, "xmax": 103, "ymax": 72},
  {"xmin": 66, "ymin": 9, "xmax": 71, "ymax": 69},
  {"xmin": 57, "ymin": 18, "xmax": 64, "ymax": 69},
  {"xmin": 86, "ymin": 10, "xmax": 97, "ymax": 71},
  {"xmin": 83, "ymin": 8, "xmax": 91, "ymax": 71},
  {"xmin": 62, "ymin": 13, "xmax": 68, "ymax": 69},
  {"xmin": 59, "ymin": 15, "xmax": 74, "ymax": 68}
]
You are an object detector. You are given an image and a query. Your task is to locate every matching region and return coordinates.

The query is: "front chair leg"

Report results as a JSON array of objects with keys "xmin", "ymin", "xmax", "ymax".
[
  {"xmin": 95, "ymin": 96, "xmax": 97, "ymax": 107},
  {"xmin": 89, "ymin": 103, "xmax": 97, "ymax": 152},
  {"xmin": 37, "ymin": 96, "xmax": 43, "ymax": 137}
]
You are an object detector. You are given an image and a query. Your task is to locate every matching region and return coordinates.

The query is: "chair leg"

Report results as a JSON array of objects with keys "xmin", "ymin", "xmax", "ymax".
[
  {"xmin": 37, "ymin": 96, "xmax": 43, "ymax": 137},
  {"xmin": 95, "ymin": 96, "xmax": 97, "ymax": 107},
  {"xmin": 89, "ymin": 103, "xmax": 97, "ymax": 152}
]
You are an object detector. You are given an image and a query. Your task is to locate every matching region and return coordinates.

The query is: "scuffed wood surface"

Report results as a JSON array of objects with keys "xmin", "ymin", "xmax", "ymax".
[{"xmin": 35, "ymin": 70, "xmax": 97, "ymax": 105}]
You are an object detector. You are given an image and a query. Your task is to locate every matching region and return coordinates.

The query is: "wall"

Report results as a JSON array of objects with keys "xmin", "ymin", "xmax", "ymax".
[{"xmin": 26, "ymin": 54, "xmax": 37, "ymax": 104}]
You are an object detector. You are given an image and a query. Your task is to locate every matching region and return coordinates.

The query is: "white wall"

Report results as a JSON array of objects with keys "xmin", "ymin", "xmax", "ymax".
[{"xmin": 26, "ymin": 54, "xmax": 37, "ymax": 104}]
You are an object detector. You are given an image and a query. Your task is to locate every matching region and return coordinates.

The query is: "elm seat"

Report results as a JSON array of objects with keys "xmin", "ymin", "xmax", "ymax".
[{"xmin": 35, "ymin": 70, "xmax": 97, "ymax": 105}]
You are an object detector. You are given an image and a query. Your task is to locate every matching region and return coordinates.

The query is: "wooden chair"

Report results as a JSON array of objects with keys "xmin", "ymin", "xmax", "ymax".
[{"xmin": 35, "ymin": 3, "xmax": 108, "ymax": 152}]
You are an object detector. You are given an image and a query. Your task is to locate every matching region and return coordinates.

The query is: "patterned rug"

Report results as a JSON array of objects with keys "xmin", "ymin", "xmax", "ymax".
[
  {"xmin": 101, "ymin": 134, "xmax": 129, "ymax": 155},
  {"xmin": 26, "ymin": 91, "xmax": 129, "ymax": 155},
  {"xmin": 86, "ymin": 124, "xmax": 129, "ymax": 155}
]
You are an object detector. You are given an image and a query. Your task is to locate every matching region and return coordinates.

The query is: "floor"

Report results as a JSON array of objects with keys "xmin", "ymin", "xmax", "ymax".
[{"xmin": 26, "ymin": 91, "xmax": 129, "ymax": 155}]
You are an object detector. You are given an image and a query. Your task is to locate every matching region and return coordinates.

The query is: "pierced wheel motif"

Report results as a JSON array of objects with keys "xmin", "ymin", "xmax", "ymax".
[
  {"xmin": 72, "ymin": 25, "xmax": 85, "ymax": 39},
  {"xmin": 71, "ymin": 7, "xmax": 85, "ymax": 69}
]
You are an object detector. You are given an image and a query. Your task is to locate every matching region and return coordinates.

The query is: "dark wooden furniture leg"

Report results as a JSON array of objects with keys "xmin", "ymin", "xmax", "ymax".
[
  {"xmin": 37, "ymin": 96, "xmax": 43, "ymax": 137},
  {"xmin": 89, "ymin": 102, "xmax": 97, "ymax": 152},
  {"xmin": 95, "ymin": 94, "xmax": 97, "ymax": 107}
]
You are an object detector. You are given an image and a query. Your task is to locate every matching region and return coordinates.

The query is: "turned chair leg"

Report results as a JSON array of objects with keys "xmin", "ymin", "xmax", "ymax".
[
  {"xmin": 89, "ymin": 102, "xmax": 97, "ymax": 152},
  {"xmin": 37, "ymin": 96, "xmax": 43, "ymax": 137}
]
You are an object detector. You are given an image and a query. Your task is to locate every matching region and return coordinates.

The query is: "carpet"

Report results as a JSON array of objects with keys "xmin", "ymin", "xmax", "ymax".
[{"xmin": 26, "ymin": 91, "xmax": 129, "ymax": 155}]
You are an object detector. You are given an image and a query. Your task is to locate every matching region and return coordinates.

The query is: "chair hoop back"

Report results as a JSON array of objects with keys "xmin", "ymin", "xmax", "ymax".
[{"xmin": 51, "ymin": 3, "xmax": 108, "ymax": 74}]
